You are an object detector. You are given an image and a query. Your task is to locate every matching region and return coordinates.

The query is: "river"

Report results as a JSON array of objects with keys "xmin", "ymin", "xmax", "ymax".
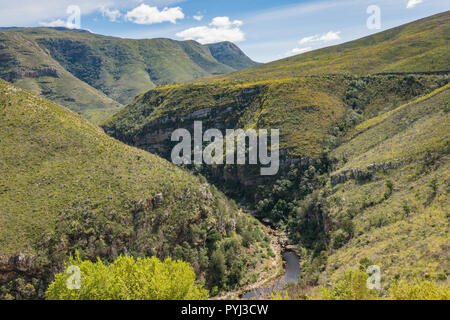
[{"xmin": 242, "ymin": 250, "xmax": 301, "ymax": 299}]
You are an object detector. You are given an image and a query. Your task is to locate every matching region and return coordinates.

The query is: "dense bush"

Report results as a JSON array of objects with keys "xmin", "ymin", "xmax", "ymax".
[
  {"xmin": 320, "ymin": 270, "xmax": 380, "ymax": 300},
  {"xmin": 317, "ymin": 271, "xmax": 449, "ymax": 300},
  {"xmin": 45, "ymin": 253, "xmax": 208, "ymax": 300},
  {"xmin": 389, "ymin": 279, "xmax": 450, "ymax": 300}
]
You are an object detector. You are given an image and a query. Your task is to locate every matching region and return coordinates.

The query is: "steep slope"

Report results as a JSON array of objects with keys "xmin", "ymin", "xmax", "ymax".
[
  {"xmin": 0, "ymin": 31, "xmax": 122, "ymax": 123},
  {"xmin": 0, "ymin": 79, "xmax": 270, "ymax": 299},
  {"xmin": 211, "ymin": 11, "xmax": 450, "ymax": 82},
  {"xmin": 2, "ymin": 28, "xmax": 258, "ymax": 105},
  {"xmin": 298, "ymin": 84, "xmax": 449, "ymax": 292}
]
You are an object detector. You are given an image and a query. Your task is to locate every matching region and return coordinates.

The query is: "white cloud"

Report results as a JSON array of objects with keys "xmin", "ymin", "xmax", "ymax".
[
  {"xmin": 298, "ymin": 35, "xmax": 317, "ymax": 45},
  {"xmin": 193, "ymin": 15, "xmax": 203, "ymax": 21},
  {"xmin": 39, "ymin": 19, "xmax": 68, "ymax": 28},
  {"xmin": 176, "ymin": 16, "xmax": 245, "ymax": 44},
  {"xmin": 209, "ymin": 16, "xmax": 243, "ymax": 28},
  {"xmin": 100, "ymin": 7, "xmax": 121, "ymax": 22},
  {"xmin": 0, "ymin": 0, "xmax": 184, "ymax": 27},
  {"xmin": 290, "ymin": 47, "xmax": 313, "ymax": 54},
  {"xmin": 299, "ymin": 30, "xmax": 341, "ymax": 44},
  {"xmin": 406, "ymin": 0, "xmax": 423, "ymax": 9},
  {"xmin": 319, "ymin": 30, "xmax": 341, "ymax": 42},
  {"xmin": 125, "ymin": 4, "xmax": 184, "ymax": 24}
]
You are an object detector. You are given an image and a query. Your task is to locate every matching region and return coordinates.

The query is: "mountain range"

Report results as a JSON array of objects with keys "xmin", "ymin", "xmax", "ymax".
[{"xmin": 0, "ymin": 27, "xmax": 258, "ymax": 123}]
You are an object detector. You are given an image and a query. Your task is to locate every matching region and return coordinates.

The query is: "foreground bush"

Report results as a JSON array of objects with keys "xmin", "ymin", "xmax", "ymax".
[
  {"xmin": 46, "ymin": 253, "xmax": 209, "ymax": 300},
  {"xmin": 389, "ymin": 279, "xmax": 450, "ymax": 300},
  {"xmin": 320, "ymin": 270, "xmax": 380, "ymax": 300},
  {"xmin": 318, "ymin": 269, "xmax": 449, "ymax": 300}
]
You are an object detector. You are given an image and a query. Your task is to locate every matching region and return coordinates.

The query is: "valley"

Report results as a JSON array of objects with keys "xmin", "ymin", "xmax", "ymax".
[{"xmin": 0, "ymin": 9, "xmax": 449, "ymax": 301}]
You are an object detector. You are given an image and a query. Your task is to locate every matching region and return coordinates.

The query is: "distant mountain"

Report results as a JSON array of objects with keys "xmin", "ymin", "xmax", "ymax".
[
  {"xmin": 0, "ymin": 27, "xmax": 258, "ymax": 122},
  {"xmin": 0, "ymin": 31, "xmax": 122, "ymax": 123},
  {"xmin": 0, "ymin": 79, "xmax": 268, "ymax": 299},
  {"xmin": 206, "ymin": 41, "xmax": 260, "ymax": 71}
]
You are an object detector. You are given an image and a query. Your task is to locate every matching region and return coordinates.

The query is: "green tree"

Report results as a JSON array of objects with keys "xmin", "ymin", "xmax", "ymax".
[
  {"xmin": 208, "ymin": 250, "xmax": 226, "ymax": 288},
  {"xmin": 45, "ymin": 253, "xmax": 209, "ymax": 300}
]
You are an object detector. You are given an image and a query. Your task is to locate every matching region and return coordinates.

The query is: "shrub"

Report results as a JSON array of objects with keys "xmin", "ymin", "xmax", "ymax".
[
  {"xmin": 384, "ymin": 180, "xmax": 394, "ymax": 200},
  {"xmin": 389, "ymin": 279, "xmax": 450, "ymax": 300},
  {"xmin": 320, "ymin": 270, "xmax": 380, "ymax": 300},
  {"xmin": 45, "ymin": 253, "xmax": 209, "ymax": 300}
]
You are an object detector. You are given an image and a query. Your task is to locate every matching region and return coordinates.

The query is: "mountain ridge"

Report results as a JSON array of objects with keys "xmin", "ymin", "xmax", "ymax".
[
  {"xmin": 0, "ymin": 27, "xmax": 258, "ymax": 123},
  {"xmin": 206, "ymin": 11, "xmax": 450, "ymax": 82}
]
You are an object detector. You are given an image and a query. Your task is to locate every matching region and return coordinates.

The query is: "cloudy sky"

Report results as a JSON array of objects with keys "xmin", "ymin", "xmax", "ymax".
[{"xmin": 1, "ymin": 0, "xmax": 449, "ymax": 62}]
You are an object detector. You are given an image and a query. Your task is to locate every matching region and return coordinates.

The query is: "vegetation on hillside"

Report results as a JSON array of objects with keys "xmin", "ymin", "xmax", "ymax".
[
  {"xmin": 278, "ymin": 85, "xmax": 449, "ymax": 298},
  {"xmin": 0, "ymin": 30, "xmax": 122, "ymax": 123},
  {"xmin": 1, "ymin": 12, "xmax": 449, "ymax": 301},
  {"xmin": 0, "ymin": 80, "xmax": 269, "ymax": 299},
  {"xmin": 103, "ymin": 74, "xmax": 447, "ymax": 159},
  {"xmin": 317, "ymin": 269, "xmax": 449, "ymax": 300}
]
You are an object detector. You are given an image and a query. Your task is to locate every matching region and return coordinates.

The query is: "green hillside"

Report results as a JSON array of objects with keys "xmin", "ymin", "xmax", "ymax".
[
  {"xmin": 103, "ymin": 74, "xmax": 447, "ymax": 159},
  {"xmin": 0, "ymin": 28, "xmax": 257, "ymax": 123},
  {"xmin": 211, "ymin": 11, "xmax": 449, "ymax": 82},
  {"xmin": 296, "ymin": 84, "xmax": 449, "ymax": 295},
  {"xmin": 0, "ymin": 79, "xmax": 270, "ymax": 299},
  {"xmin": 2, "ymin": 28, "xmax": 258, "ymax": 105},
  {"xmin": 0, "ymin": 31, "xmax": 123, "ymax": 123},
  {"xmin": 1, "ymin": 10, "xmax": 449, "ymax": 301}
]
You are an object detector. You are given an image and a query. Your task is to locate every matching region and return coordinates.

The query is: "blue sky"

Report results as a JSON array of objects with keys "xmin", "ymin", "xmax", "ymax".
[{"xmin": 1, "ymin": 0, "xmax": 449, "ymax": 62}]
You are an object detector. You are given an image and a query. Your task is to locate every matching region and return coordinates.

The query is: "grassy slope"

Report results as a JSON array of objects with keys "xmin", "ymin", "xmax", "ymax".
[
  {"xmin": 320, "ymin": 85, "xmax": 449, "ymax": 288},
  {"xmin": 0, "ymin": 79, "xmax": 270, "ymax": 298},
  {"xmin": 0, "ymin": 78, "xmax": 212, "ymax": 254},
  {"xmin": 0, "ymin": 31, "xmax": 122, "ymax": 123},
  {"xmin": 210, "ymin": 11, "xmax": 450, "ymax": 82},
  {"xmin": 4, "ymin": 28, "xmax": 258, "ymax": 105},
  {"xmin": 103, "ymin": 74, "xmax": 447, "ymax": 158}
]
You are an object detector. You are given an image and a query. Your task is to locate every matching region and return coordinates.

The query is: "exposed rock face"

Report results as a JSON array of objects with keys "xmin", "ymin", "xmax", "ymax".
[
  {"xmin": 1, "ymin": 67, "xmax": 59, "ymax": 82},
  {"xmin": 331, "ymin": 159, "xmax": 412, "ymax": 185},
  {"xmin": 331, "ymin": 169, "xmax": 372, "ymax": 186},
  {"xmin": 0, "ymin": 253, "xmax": 36, "ymax": 275},
  {"xmin": 0, "ymin": 252, "xmax": 49, "ymax": 300}
]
